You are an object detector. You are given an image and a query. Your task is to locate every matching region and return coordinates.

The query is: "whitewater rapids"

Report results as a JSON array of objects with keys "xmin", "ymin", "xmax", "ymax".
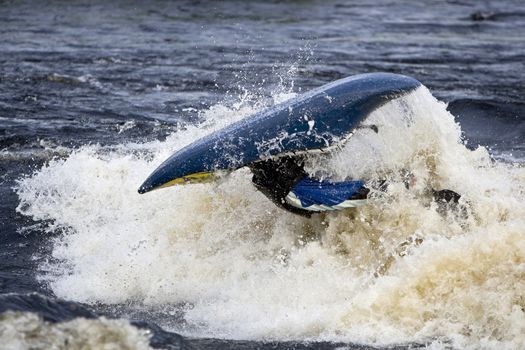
[{"xmin": 15, "ymin": 86, "xmax": 525, "ymax": 349}]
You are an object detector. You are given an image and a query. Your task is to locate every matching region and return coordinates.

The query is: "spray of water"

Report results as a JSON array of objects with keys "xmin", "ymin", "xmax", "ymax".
[{"xmin": 15, "ymin": 85, "xmax": 525, "ymax": 349}]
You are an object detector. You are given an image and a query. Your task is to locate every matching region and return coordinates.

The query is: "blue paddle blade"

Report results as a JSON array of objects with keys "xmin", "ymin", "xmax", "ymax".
[{"xmin": 285, "ymin": 177, "xmax": 368, "ymax": 211}]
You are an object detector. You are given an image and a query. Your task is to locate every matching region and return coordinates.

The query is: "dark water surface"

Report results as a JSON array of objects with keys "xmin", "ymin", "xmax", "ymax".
[{"xmin": 1, "ymin": 0, "xmax": 525, "ymax": 349}]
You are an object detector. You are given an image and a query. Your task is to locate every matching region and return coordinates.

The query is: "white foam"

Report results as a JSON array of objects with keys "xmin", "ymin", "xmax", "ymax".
[
  {"xmin": 15, "ymin": 86, "xmax": 525, "ymax": 349},
  {"xmin": 0, "ymin": 311, "xmax": 152, "ymax": 350}
]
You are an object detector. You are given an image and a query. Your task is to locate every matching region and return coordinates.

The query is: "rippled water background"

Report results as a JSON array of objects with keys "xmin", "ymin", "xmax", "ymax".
[{"xmin": 1, "ymin": 0, "xmax": 525, "ymax": 349}]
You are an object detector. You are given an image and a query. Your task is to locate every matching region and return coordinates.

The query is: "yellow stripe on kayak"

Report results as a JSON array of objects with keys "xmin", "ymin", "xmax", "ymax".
[{"xmin": 158, "ymin": 172, "xmax": 215, "ymax": 189}]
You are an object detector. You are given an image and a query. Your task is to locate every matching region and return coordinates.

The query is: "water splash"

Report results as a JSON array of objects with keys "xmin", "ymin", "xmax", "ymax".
[{"xmin": 15, "ymin": 86, "xmax": 525, "ymax": 349}]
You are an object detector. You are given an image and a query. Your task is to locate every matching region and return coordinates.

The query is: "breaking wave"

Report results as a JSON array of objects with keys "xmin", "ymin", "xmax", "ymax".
[{"xmin": 15, "ymin": 86, "xmax": 525, "ymax": 349}]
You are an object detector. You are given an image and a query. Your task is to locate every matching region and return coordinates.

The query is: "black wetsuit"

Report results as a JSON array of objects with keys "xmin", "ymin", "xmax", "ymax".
[{"xmin": 250, "ymin": 157, "xmax": 311, "ymax": 216}]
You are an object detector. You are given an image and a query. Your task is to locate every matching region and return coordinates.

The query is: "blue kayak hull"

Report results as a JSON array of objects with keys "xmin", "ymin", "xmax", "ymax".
[{"xmin": 139, "ymin": 72, "xmax": 421, "ymax": 194}]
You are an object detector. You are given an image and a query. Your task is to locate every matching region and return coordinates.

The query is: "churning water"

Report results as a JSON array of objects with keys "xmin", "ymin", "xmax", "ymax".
[
  {"xmin": 12, "ymin": 86, "xmax": 525, "ymax": 349},
  {"xmin": 2, "ymin": 1, "xmax": 525, "ymax": 349}
]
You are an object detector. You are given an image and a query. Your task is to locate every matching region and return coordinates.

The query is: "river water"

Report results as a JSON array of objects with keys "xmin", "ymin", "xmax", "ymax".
[{"xmin": 1, "ymin": 1, "xmax": 525, "ymax": 349}]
